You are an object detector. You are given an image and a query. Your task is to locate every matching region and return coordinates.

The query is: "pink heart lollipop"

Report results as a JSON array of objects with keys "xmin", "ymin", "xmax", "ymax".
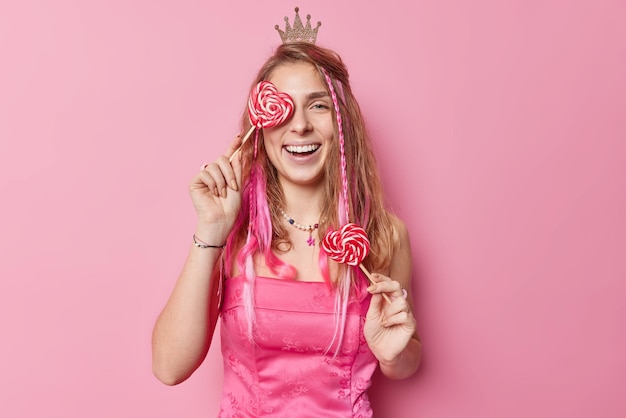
[
  {"xmin": 248, "ymin": 81, "xmax": 294, "ymax": 128},
  {"xmin": 322, "ymin": 223, "xmax": 391, "ymax": 303},
  {"xmin": 321, "ymin": 223, "xmax": 370, "ymax": 266},
  {"xmin": 230, "ymin": 81, "xmax": 294, "ymax": 161}
]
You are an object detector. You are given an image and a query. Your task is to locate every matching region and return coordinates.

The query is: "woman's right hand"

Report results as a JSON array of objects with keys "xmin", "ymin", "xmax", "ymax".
[{"xmin": 189, "ymin": 135, "xmax": 244, "ymax": 242}]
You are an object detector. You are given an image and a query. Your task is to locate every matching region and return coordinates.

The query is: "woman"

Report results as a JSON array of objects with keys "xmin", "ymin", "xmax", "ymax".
[{"xmin": 152, "ymin": 36, "xmax": 422, "ymax": 416}]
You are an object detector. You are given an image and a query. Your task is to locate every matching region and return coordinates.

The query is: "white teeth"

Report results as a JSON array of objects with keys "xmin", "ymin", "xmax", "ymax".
[{"xmin": 285, "ymin": 144, "xmax": 320, "ymax": 154}]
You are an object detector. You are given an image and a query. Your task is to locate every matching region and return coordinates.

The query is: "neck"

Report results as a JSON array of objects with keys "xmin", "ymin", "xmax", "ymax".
[{"xmin": 280, "ymin": 182, "xmax": 323, "ymax": 224}]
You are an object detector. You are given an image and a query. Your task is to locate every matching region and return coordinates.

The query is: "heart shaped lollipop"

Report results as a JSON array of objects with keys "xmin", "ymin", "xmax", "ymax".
[
  {"xmin": 230, "ymin": 81, "xmax": 294, "ymax": 161},
  {"xmin": 322, "ymin": 223, "xmax": 391, "ymax": 303},
  {"xmin": 248, "ymin": 81, "xmax": 294, "ymax": 128},
  {"xmin": 321, "ymin": 223, "xmax": 370, "ymax": 266}
]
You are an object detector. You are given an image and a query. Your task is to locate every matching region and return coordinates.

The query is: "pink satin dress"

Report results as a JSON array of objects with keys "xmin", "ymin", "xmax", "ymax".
[{"xmin": 218, "ymin": 276, "xmax": 378, "ymax": 418}]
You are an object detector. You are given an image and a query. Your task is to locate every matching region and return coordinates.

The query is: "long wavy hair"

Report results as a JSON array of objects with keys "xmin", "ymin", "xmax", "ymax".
[{"xmin": 221, "ymin": 42, "xmax": 396, "ymax": 348}]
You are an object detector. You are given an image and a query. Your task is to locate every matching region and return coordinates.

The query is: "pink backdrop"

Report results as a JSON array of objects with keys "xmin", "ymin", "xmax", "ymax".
[{"xmin": 1, "ymin": 1, "xmax": 624, "ymax": 417}]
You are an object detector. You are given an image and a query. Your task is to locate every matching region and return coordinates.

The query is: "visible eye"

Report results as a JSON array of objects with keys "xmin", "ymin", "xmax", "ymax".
[{"xmin": 310, "ymin": 102, "xmax": 330, "ymax": 111}]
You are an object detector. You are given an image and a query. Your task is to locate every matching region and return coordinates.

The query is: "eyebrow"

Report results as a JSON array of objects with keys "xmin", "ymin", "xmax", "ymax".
[{"xmin": 306, "ymin": 91, "xmax": 329, "ymax": 100}]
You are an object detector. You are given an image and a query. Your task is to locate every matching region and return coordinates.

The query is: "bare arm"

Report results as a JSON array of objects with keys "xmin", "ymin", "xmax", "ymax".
[
  {"xmin": 151, "ymin": 137, "xmax": 243, "ymax": 385},
  {"xmin": 364, "ymin": 218, "xmax": 422, "ymax": 380},
  {"xmin": 151, "ymin": 231, "xmax": 224, "ymax": 385}
]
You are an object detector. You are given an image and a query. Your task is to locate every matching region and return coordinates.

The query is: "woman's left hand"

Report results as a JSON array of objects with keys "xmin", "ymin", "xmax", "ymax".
[{"xmin": 363, "ymin": 273, "xmax": 417, "ymax": 363}]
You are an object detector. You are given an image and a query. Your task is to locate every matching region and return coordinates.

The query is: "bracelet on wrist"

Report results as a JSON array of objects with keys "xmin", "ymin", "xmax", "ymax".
[{"xmin": 193, "ymin": 234, "xmax": 226, "ymax": 249}]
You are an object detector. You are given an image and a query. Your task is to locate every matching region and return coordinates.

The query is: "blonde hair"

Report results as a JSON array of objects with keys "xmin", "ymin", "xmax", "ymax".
[
  {"xmin": 232, "ymin": 42, "xmax": 395, "ymax": 275},
  {"xmin": 223, "ymin": 42, "xmax": 397, "ymax": 348}
]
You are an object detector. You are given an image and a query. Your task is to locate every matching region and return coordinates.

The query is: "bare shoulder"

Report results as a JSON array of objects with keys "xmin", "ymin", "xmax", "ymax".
[
  {"xmin": 389, "ymin": 214, "xmax": 411, "ymax": 248},
  {"xmin": 386, "ymin": 214, "xmax": 413, "ymax": 284}
]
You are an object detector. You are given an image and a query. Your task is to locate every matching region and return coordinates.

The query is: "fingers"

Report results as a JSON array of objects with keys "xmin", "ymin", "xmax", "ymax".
[
  {"xmin": 367, "ymin": 273, "xmax": 407, "ymax": 301},
  {"xmin": 380, "ymin": 298, "xmax": 414, "ymax": 327},
  {"xmin": 195, "ymin": 136, "xmax": 243, "ymax": 198},
  {"xmin": 225, "ymin": 134, "xmax": 244, "ymax": 159},
  {"xmin": 367, "ymin": 273, "xmax": 414, "ymax": 328},
  {"xmin": 198, "ymin": 160, "xmax": 228, "ymax": 198},
  {"xmin": 230, "ymin": 143, "xmax": 243, "ymax": 188},
  {"xmin": 222, "ymin": 135, "xmax": 243, "ymax": 191}
]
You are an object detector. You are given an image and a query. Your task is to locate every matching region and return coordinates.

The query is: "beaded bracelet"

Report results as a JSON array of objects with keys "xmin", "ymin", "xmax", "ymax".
[{"xmin": 193, "ymin": 235, "xmax": 226, "ymax": 249}]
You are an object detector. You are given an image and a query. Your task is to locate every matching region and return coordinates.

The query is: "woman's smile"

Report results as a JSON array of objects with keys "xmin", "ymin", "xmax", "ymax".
[
  {"xmin": 284, "ymin": 143, "xmax": 321, "ymax": 155},
  {"xmin": 263, "ymin": 61, "xmax": 334, "ymax": 187}
]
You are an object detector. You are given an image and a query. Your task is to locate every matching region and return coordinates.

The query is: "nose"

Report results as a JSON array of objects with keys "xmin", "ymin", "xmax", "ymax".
[{"xmin": 289, "ymin": 107, "xmax": 312, "ymax": 135}]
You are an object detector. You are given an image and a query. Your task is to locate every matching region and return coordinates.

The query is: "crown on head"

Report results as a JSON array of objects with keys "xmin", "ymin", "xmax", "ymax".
[{"xmin": 275, "ymin": 7, "xmax": 321, "ymax": 44}]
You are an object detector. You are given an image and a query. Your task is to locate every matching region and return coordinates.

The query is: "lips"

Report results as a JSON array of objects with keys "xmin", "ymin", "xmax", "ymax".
[{"xmin": 284, "ymin": 144, "xmax": 321, "ymax": 155}]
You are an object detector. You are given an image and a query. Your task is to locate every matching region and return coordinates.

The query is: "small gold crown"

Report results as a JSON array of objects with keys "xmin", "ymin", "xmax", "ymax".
[{"xmin": 275, "ymin": 7, "xmax": 321, "ymax": 44}]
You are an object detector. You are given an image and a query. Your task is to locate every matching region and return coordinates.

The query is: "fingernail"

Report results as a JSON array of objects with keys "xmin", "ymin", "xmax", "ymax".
[
  {"xmin": 221, "ymin": 187, "xmax": 227, "ymax": 198},
  {"xmin": 230, "ymin": 179, "xmax": 238, "ymax": 191},
  {"xmin": 367, "ymin": 285, "xmax": 376, "ymax": 292}
]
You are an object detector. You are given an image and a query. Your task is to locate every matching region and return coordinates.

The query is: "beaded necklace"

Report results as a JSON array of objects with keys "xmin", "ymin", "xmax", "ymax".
[{"xmin": 279, "ymin": 208, "xmax": 319, "ymax": 246}]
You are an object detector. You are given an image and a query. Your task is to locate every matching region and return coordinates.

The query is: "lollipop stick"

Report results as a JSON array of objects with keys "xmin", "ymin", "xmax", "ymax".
[
  {"xmin": 229, "ymin": 125, "xmax": 255, "ymax": 162},
  {"xmin": 359, "ymin": 264, "xmax": 392, "ymax": 304}
]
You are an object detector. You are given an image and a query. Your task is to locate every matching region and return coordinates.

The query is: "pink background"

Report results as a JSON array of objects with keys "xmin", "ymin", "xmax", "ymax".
[{"xmin": 1, "ymin": 0, "xmax": 624, "ymax": 417}]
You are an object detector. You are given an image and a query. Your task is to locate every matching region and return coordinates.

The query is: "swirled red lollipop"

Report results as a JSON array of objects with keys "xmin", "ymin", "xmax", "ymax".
[
  {"xmin": 229, "ymin": 81, "xmax": 294, "ymax": 161},
  {"xmin": 322, "ymin": 223, "xmax": 391, "ymax": 303},
  {"xmin": 322, "ymin": 223, "xmax": 370, "ymax": 266}
]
